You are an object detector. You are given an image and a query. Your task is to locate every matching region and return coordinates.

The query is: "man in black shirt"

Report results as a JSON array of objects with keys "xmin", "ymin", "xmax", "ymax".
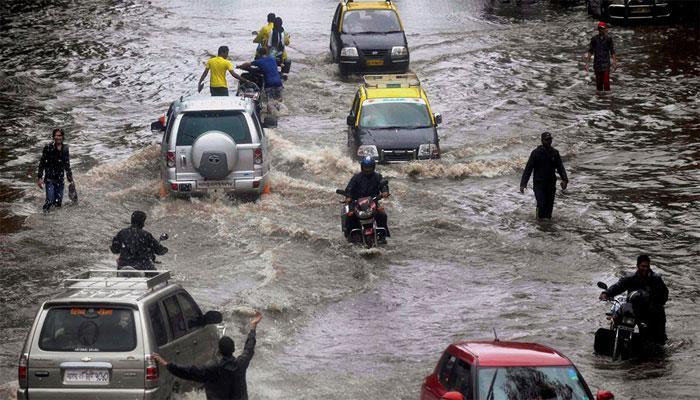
[
  {"xmin": 599, "ymin": 255, "xmax": 669, "ymax": 343},
  {"xmin": 152, "ymin": 311, "xmax": 262, "ymax": 400},
  {"xmin": 344, "ymin": 156, "xmax": 390, "ymax": 240},
  {"xmin": 37, "ymin": 128, "xmax": 73, "ymax": 211},
  {"xmin": 110, "ymin": 211, "xmax": 168, "ymax": 270},
  {"xmin": 585, "ymin": 21, "xmax": 618, "ymax": 91},
  {"xmin": 520, "ymin": 132, "xmax": 568, "ymax": 219}
]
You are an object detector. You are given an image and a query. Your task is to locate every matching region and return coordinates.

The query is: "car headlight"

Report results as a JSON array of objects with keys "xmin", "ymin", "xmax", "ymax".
[
  {"xmin": 418, "ymin": 144, "xmax": 439, "ymax": 158},
  {"xmin": 622, "ymin": 317, "xmax": 635, "ymax": 326},
  {"xmin": 357, "ymin": 145, "xmax": 379, "ymax": 158},
  {"xmin": 391, "ymin": 46, "xmax": 408, "ymax": 57},
  {"xmin": 341, "ymin": 47, "xmax": 359, "ymax": 57}
]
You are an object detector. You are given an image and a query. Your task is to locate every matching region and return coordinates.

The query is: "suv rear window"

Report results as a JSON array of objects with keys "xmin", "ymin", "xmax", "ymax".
[
  {"xmin": 176, "ymin": 111, "xmax": 252, "ymax": 146},
  {"xmin": 39, "ymin": 307, "xmax": 137, "ymax": 352}
]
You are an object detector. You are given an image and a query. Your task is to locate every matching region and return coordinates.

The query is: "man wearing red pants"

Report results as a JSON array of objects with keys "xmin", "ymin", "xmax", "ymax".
[{"xmin": 585, "ymin": 22, "xmax": 618, "ymax": 91}]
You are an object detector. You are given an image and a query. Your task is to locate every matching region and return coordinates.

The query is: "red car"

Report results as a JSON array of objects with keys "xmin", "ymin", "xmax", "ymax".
[{"xmin": 421, "ymin": 340, "xmax": 615, "ymax": 400}]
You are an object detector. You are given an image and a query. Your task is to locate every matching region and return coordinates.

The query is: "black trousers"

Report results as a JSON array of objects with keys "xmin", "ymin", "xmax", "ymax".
[
  {"xmin": 533, "ymin": 183, "xmax": 556, "ymax": 219},
  {"xmin": 210, "ymin": 87, "xmax": 229, "ymax": 96}
]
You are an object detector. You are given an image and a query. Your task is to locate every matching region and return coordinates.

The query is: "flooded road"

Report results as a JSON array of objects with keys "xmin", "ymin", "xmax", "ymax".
[{"xmin": 1, "ymin": 0, "xmax": 699, "ymax": 398}]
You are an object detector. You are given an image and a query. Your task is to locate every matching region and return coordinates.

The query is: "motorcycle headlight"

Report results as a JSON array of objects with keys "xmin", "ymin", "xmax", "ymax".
[
  {"xmin": 341, "ymin": 47, "xmax": 359, "ymax": 58},
  {"xmin": 357, "ymin": 210, "xmax": 372, "ymax": 219},
  {"xmin": 357, "ymin": 145, "xmax": 379, "ymax": 158},
  {"xmin": 418, "ymin": 144, "xmax": 438, "ymax": 158},
  {"xmin": 622, "ymin": 317, "xmax": 635, "ymax": 326},
  {"xmin": 391, "ymin": 46, "xmax": 407, "ymax": 57}
]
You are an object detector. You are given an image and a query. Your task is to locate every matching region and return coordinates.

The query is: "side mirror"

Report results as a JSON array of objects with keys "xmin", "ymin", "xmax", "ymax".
[
  {"xmin": 159, "ymin": 233, "xmax": 169, "ymax": 241},
  {"xmin": 597, "ymin": 281, "xmax": 608, "ymax": 290},
  {"xmin": 434, "ymin": 113, "xmax": 443, "ymax": 125},
  {"xmin": 596, "ymin": 390, "xmax": 615, "ymax": 400},
  {"xmin": 203, "ymin": 311, "xmax": 223, "ymax": 325},
  {"xmin": 441, "ymin": 392, "xmax": 464, "ymax": 400},
  {"xmin": 336, "ymin": 189, "xmax": 347, "ymax": 196},
  {"xmin": 346, "ymin": 115, "xmax": 355, "ymax": 126}
]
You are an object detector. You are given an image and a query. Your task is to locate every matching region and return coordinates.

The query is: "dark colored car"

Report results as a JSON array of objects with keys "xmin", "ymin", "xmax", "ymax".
[
  {"xmin": 330, "ymin": 0, "xmax": 410, "ymax": 76},
  {"xmin": 347, "ymin": 74, "xmax": 441, "ymax": 163},
  {"xmin": 587, "ymin": 0, "xmax": 672, "ymax": 22}
]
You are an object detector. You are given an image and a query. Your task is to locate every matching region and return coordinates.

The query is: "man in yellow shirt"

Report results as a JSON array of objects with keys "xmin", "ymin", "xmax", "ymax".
[
  {"xmin": 197, "ymin": 46, "xmax": 248, "ymax": 96},
  {"xmin": 253, "ymin": 13, "xmax": 275, "ymax": 59}
]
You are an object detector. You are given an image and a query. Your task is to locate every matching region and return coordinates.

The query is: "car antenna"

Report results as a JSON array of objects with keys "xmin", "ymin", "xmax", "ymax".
[{"xmin": 493, "ymin": 327, "xmax": 500, "ymax": 342}]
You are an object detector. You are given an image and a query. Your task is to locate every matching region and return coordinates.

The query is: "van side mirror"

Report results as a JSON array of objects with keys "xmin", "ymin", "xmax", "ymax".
[
  {"xmin": 597, "ymin": 282, "xmax": 608, "ymax": 290},
  {"xmin": 151, "ymin": 120, "xmax": 165, "ymax": 132},
  {"xmin": 441, "ymin": 392, "xmax": 464, "ymax": 400},
  {"xmin": 434, "ymin": 113, "xmax": 442, "ymax": 125},
  {"xmin": 203, "ymin": 311, "xmax": 223, "ymax": 325},
  {"xmin": 596, "ymin": 390, "xmax": 615, "ymax": 400},
  {"xmin": 346, "ymin": 115, "xmax": 355, "ymax": 126}
]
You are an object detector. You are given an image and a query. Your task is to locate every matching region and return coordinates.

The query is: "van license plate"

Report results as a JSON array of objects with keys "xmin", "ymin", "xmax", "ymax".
[
  {"xmin": 367, "ymin": 59, "xmax": 384, "ymax": 66},
  {"xmin": 198, "ymin": 181, "xmax": 235, "ymax": 189},
  {"xmin": 64, "ymin": 369, "xmax": 110, "ymax": 385}
]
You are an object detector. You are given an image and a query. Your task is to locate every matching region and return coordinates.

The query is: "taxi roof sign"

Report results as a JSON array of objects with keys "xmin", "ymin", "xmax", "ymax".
[{"xmin": 363, "ymin": 73, "xmax": 420, "ymax": 89}]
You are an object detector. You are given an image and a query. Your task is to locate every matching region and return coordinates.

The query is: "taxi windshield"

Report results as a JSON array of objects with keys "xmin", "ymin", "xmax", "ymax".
[
  {"xmin": 360, "ymin": 100, "xmax": 432, "ymax": 129},
  {"xmin": 342, "ymin": 10, "xmax": 401, "ymax": 34},
  {"xmin": 478, "ymin": 367, "xmax": 593, "ymax": 400}
]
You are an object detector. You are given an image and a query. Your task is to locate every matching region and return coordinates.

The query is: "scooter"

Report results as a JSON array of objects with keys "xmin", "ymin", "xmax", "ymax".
[
  {"xmin": 594, "ymin": 281, "xmax": 645, "ymax": 360},
  {"xmin": 335, "ymin": 186, "xmax": 388, "ymax": 248},
  {"xmin": 237, "ymin": 65, "xmax": 285, "ymax": 128},
  {"xmin": 117, "ymin": 233, "xmax": 169, "ymax": 271}
]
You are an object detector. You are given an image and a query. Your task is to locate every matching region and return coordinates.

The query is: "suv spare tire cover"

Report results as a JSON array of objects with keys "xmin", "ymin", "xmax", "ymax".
[{"xmin": 191, "ymin": 130, "xmax": 238, "ymax": 180}]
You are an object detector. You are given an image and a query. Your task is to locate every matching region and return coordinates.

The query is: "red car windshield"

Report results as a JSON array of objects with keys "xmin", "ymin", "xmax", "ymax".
[{"xmin": 477, "ymin": 366, "xmax": 592, "ymax": 400}]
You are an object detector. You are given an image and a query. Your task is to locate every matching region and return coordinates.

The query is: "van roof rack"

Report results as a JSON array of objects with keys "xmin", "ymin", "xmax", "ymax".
[
  {"xmin": 64, "ymin": 270, "xmax": 171, "ymax": 291},
  {"xmin": 363, "ymin": 73, "xmax": 420, "ymax": 89}
]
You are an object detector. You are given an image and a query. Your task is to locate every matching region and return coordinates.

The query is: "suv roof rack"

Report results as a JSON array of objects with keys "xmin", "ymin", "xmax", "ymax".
[
  {"xmin": 345, "ymin": 0, "xmax": 392, "ymax": 4},
  {"xmin": 64, "ymin": 270, "xmax": 171, "ymax": 291},
  {"xmin": 363, "ymin": 73, "xmax": 420, "ymax": 89}
]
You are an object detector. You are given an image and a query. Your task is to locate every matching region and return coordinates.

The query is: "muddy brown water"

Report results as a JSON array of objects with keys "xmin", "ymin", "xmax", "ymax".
[{"xmin": 1, "ymin": 0, "xmax": 699, "ymax": 398}]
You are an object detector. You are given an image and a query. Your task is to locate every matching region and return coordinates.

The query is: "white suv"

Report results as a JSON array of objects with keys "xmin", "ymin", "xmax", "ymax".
[{"xmin": 152, "ymin": 96, "xmax": 270, "ymax": 198}]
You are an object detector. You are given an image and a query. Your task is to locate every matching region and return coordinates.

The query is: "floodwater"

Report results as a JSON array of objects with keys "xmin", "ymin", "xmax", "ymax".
[{"xmin": 1, "ymin": 0, "xmax": 699, "ymax": 398}]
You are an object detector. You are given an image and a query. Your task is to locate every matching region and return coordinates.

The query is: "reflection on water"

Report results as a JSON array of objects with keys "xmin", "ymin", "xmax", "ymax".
[{"xmin": 1, "ymin": 0, "xmax": 699, "ymax": 398}]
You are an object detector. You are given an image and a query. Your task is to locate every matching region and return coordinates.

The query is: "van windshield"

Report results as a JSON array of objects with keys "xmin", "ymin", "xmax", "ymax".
[
  {"xmin": 342, "ymin": 10, "xmax": 401, "ymax": 34},
  {"xmin": 176, "ymin": 111, "xmax": 252, "ymax": 146},
  {"xmin": 39, "ymin": 307, "xmax": 137, "ymax": 352}
]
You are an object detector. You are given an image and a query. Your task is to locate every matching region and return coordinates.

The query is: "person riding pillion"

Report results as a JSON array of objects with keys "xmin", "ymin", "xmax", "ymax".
[
  {"xmin": 37, "ymin": 128, "xmax": 73, "ymax": 211},
  {"xmin": 599, "ymin": 255, "xmax": 669, "ymax": 344},
  {"xmin": 268, "ymin": 17, "xmax": 291, "ymax": 72},
  {"xmin": 239, "ymin": 47, "xmax": 284, "ymax": 105},
  {"xmin": 344, "ymin": 156, "xmax": 390, "ymax": 240},
  {"xmin": 253, "ymin": 13, "xmax": 276, "ymax": 58},
  {"xmin": 520, "ymin": 132, "xmax": 568, "ymax": 219},
  {"xmin": 152, "ymin": 311, "xmax": 262, "ymax": 400},
  {"xmin": 110, "ymin": 211, "xmax": 168, "ymax": 270}
]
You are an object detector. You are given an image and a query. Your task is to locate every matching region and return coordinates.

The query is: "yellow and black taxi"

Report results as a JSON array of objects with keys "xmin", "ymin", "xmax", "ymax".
[
  {"xmin": 346, "ymin": 74, "xmax": 442, "ymax": 163},
  {"xmin": 330, "ymin": 0, "xmax": 409, "ymax": 76}
]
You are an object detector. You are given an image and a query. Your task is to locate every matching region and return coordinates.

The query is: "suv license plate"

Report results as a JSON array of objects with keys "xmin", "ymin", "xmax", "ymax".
[
  {"xmin": 64, "ymin": 369, "xmax": 110, "ymax": 385},
  {"xmin": 367, "ymin": 59, "xmax": 384, "ymax": 66},
  {"xmin": 199, "ymin": 181, "xmax": 235, "ymax": 189}
]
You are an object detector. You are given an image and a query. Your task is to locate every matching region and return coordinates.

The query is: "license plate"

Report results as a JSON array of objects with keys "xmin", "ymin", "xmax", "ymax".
[
  {"xmin": 631, "ymin": 6, "xmax": 651, "ymax": 13},
  {"xmin": 364, "ymin": 228, "xmax": 374, "ymax": 235},
  {"xmin": 64, "ymin": 369, "xmax": 110, "ymax": 385},
  {"xmin": 198, "ymin": 181, "xmax": 234, "ymax": 189},
  {"xmin": 366, "ymin": 59, "xmax": 384, "ymax": 66}
]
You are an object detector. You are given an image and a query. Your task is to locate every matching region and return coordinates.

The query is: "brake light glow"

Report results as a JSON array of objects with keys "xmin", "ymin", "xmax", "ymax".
[
  {"xmin": 171, "ymin": 183, "xmax": 178, "ymax": 191},
  {"xmin": 167, "ymin": 151, "xmax": 176, "ymax": 168},
  {"xmin": 254, "ymin": 148, "xmax": 263, "ymax": 164},
  {"xmin": 145, "ymin": 355, "xmax": 159, "ymax": 382},
  {"xmin": 18, "ymin": 353, "xmax": 28, "ymax": 384}
]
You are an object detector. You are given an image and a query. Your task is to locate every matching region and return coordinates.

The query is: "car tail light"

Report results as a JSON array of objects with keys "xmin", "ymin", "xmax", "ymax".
[
  {"xmin": 166, "ymin": 151, "xmax": 176, "ymax": 168},
  {"xmin": 253, "ymin": 180, "xmax": 260, "ymax": 189},
  {"xmin": 18, "ymin": 353, "xmax": 28, "ymax": 384},
  {"xmin": 254, "ymin": 148, "xmax": 263, "ymax": 164},
  {"xmin": 170, "ymin": 183, "xmax": 178, "ymax": 191},
  {"xmin": 145, "ymin": 355, "xmax": 159, "ymax": 382}
]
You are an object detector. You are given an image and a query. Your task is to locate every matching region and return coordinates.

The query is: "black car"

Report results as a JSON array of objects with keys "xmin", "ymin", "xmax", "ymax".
[{"xmin": 330, "ymin": 0, "xmax": 410, "ymax": 76}]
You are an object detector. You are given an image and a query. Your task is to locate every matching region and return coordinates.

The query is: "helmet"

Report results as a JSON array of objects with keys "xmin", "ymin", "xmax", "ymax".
[
  {"xmin": 131, "ymin": 210, "xmax": 147, "ymax": 228},
  {"xmin": 360, "ymin": 156, "xmax": 376, "ymax": 168}
]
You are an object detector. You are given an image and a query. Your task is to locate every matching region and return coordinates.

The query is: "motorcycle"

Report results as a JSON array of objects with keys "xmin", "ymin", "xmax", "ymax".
[
  {"xmin": 594, "ymin": 281, "xmax": 645, "ymax": 360},
  {"xmin": 117, "ymin": 233, "xmax": 169, "ymax": 272},
  {"xmin": 237, "ymin": 64, "xmax": 286, "ymax": 128},
  {"xmin": 335, "ymin": 184, "xmax": 389, "ymax": 248}
]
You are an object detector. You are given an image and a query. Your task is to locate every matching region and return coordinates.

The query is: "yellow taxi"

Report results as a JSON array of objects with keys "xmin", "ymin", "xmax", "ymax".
[
  {"xmin": 330, "ymin": 0, "xmax": 410, "ymax": 76},
  {"xmin": 346, "ymin": 74, "xmax": 442, "ymax": 162}
]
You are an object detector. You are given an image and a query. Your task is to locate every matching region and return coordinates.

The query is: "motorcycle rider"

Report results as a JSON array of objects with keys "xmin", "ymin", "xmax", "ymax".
[
  {"xmin": 343, "ymin": 156, "xmax": 390, "ymax": 242},
  {"xmin": 599, "ymin": 255, "xmax": 669, "ymax": 344},
  {"xmin": 110, "ymin": 211, "xmax": 168, "ymax": 270}
]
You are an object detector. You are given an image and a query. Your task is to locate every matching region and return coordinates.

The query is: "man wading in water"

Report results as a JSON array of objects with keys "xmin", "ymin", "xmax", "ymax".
[
  {"xmin": 198, "ymin": 46, "xmax": 250, "ymax": 96},
  {"xmin": 37, "ymin": 128, "xmax": 73, "ymax": 211},
  {"xmin": 520, "ymin": 132, "xmax": 568, "ymax": 219},
  {"xmin": 584, "ymin": 22, "xmax": 618, "ymax": 92}
]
